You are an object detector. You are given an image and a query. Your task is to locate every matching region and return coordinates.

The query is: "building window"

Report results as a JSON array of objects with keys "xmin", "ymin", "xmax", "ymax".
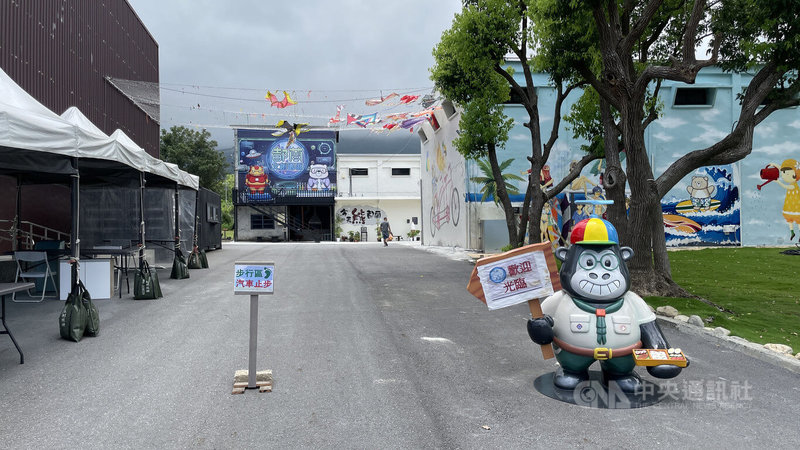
[
  {"xmin": 392, "ymin": 168, "xmax": 411, "ymax": 176},
  {"xmin": 504, "ymin": 88, "xmax": 532, "ymax": 105},
  {"xmin": 417, "ymin": 128, "xmax": 429, "ymax": 143},
  {"xmin": 207, "ymin": 204, "xmax": 220, "ymax": 223},
  {"xmin": 350, "ymin": 168, "xmax": 368, "ymax": 176},
  {"xmin": 430, "ymin": 114, "xmax": 440, "ymax": 131},
  {"xmin": 442, "ymin": 99, "xmax": 457, "ymax": 119},
  {"xmin": 673, "ymin": 88, "xmax": 715, "ymax": 107},
  {"xmin": 251, "ymin": 214, "xmax": 275, "ymax": 230}
]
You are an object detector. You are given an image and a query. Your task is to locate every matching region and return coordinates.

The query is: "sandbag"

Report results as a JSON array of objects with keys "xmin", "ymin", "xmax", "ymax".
[
  {"xmin": 134, "ymin": 260, "xmax": 163, "ymax": 300},
  {"xmin": 59, "ymin": 281, "xmax": 88, "ymax": 342},
  {"xmin": 187, "ymin": 249, "xmax": 202, "ymax": 269},
  {"xmin": 171, "ymin": 249, "xmax": 190, "ymax": 279},
  {"xmin": 199, "ymin": 249, "xmax": 209, "ymax": 268},
  {"xmin": 81, "ymin": 282, "xmax": 100, "ymax": 337}
]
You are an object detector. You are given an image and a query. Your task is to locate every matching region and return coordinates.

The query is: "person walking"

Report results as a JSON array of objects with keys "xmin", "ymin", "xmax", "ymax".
[{"xmin": 380, "ymin": 217, "xmax": 393, "ymax": 247}]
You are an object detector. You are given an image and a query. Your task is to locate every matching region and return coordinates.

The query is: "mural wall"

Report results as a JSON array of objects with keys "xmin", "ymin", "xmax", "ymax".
[
  {"xmin": 421, "ymin": 114, "xmax": 468, "ymax": 248},
  {"xmin": 425, "ymin": 64, "xmax": 800, "ymax": 251},
  {"xmin": 741, "ymin": 106, "xmax": 800, "ymax": 246}
]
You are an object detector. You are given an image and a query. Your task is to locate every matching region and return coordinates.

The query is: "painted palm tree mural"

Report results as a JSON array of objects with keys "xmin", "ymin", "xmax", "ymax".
[{"xmin": 470, "ymin": 158, "xmax": 525, "ymax": 205}]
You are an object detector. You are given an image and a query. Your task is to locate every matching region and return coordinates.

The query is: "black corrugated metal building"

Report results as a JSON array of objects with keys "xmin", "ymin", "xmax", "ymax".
[
  {"xmin": 0, "ymin": 0, "xmax": 159, "ymax": 154},
  {"xmin": 0, "ymin": 0, "xmax": 159, "ymax": 253}
]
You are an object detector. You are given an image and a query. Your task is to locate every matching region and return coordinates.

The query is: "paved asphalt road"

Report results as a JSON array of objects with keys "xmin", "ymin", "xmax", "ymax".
[{"xmin": 1, "ymin": 242, "xmax": 798, "ymax": 449}]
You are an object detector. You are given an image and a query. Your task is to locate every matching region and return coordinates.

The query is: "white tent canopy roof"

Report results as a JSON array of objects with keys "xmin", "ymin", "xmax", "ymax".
[
  {"xmin": 0, "ymin": 68, "xmax": 78, "ymax": 156},
  {"xmin": 1, "ymin": 67, "xmax": 198, "ymax": 189}
]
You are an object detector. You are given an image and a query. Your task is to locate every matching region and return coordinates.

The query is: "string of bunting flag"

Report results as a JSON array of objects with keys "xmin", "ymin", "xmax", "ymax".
[{"xmin": 157, "ymin": 83, "xmax": 444, "ymax": 134}]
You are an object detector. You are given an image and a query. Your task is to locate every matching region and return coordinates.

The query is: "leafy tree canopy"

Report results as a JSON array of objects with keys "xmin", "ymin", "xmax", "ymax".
[
  {"xmin": 160, "ymin": 126, "xmax": 227, "ymax": 194},
  {"xmin": 470, "ymin": 157, "xmax": 525, "ymax": 205}
]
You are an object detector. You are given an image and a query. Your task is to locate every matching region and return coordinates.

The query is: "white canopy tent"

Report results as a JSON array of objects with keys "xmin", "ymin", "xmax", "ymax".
[
  {"xmin": 1, "ymin": 67, "xmax": 197, "ymax": 188},
  {"xmin": 1, "ymin": 67, "xmax": 200, "ymax": 294}
]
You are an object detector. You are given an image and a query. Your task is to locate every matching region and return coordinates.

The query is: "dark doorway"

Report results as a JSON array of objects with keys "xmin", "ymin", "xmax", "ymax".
[{"xmin": 288, "ymin": 205, "xmax": 332, "ymax": 241}]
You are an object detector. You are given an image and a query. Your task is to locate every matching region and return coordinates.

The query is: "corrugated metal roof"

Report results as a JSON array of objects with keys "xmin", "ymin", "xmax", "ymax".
[
  {"xmin": 105, "ymin": 77, "xmax": 160, "ymax": 123},
  {"xmin": 336, "ymin": 130, "xmax": 421, "ymax": 155}
]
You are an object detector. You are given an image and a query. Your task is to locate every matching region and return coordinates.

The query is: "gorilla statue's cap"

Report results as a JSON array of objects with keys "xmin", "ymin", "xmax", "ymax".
[{"xmin": 570, "ymin": 217, "xmax": 619, "ymax": 245}]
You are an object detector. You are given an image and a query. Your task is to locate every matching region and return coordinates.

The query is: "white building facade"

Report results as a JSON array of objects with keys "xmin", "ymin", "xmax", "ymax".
[{"xmin": 335, "ymin": 131, "xmax": 421, "ymax": 242}]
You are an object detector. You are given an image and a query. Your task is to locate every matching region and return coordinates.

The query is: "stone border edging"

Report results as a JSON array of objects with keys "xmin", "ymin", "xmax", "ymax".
[{"xmin": 656, "ymin": 316, "xmax": 800, "ymax": 375}]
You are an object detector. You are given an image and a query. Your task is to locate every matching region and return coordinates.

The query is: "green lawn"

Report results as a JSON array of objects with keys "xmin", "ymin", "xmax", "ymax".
[{"xmin": 645, "ymin": 247, "xmax": 800, "ymax": 352}]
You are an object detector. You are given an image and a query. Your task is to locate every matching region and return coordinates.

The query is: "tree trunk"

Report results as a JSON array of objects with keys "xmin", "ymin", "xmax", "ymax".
[
  {"xmin": 528, "ymin": 184, "xmax": 545, "ymax": 244},
  {"xmin": 517, "ymin": 181, "xmax": 534, "ymax": 247},
  {"xmin": 486, "ymin": 142, "xmax": 518, "ymax": 246},
  {"xmin": 599, "ymin": 98, "xmax": 628, "ymax": 241}
]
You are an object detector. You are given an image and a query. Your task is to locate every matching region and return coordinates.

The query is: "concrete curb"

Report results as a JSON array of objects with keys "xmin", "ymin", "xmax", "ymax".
[{"xmin": 656, "ymin": 316, "xmax": 800, "ymax": 375}]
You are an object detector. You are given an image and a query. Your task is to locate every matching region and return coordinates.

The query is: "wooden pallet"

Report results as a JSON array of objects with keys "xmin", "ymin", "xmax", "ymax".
[{"xmin": 232, "ymin": 369, "xmax": 273, "ymax": 394}]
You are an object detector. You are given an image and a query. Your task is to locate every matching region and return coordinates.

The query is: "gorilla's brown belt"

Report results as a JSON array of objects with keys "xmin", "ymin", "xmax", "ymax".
[{"xmin": 552, "ymin": 337, "xmax": 642, "ymax": 360}]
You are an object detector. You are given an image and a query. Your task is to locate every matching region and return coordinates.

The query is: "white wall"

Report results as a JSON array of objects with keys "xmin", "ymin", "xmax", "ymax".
[
  {"xmin": 336, "ymin": 199, "xmax": 420, "ymax": 241},
  {"xmin": 420, "ymin": 107, "xmax": 470, "ymax": 249},
  {"xmin": 335, "ymin": 153, "xmax": 421, "ymax": 241},
  {"xmin": 337, "ymin": 154, "xmax": 421, "ymax": 197}
]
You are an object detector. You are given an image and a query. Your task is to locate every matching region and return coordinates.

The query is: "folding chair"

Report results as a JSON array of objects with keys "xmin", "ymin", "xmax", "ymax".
[{"xmin": 12, "ymin": 251, "xmax": 58, "ymax": 302}]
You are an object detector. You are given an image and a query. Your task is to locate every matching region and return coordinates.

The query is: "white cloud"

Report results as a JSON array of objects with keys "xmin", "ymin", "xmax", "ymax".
[
  {"xmin": 700, "ymin": 108, "xmax": 721, "ymax": 121},
  {"xmin": 652, "ymin": 131, "xmax": 674, "ymax": 142},
  {"xmin": 755, "ymin": 122, "xmax": 778, "ymax": 138},
  {"xmin": 510, "ymin": 134, "xmax": 529, "ymax": 141},
  {"xmin": 788, "ymin": 119, "xmax": 800, "ymax": 129},
  {"xmin": 754, "ymin": 140, "xmax": 800, "ymax": 156},
  {"xmin": 689, "ymin": 124, "xmax": 728, "ymax": 145},
  {"xmin": 655, "ymin": 117, "xmax": 687, "ymax": 129}
]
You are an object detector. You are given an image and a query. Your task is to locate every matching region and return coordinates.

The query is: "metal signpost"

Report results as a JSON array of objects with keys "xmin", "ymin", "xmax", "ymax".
[{"xmin": 233, "ymin": 261, "xmax": 274, "ymax": 393}]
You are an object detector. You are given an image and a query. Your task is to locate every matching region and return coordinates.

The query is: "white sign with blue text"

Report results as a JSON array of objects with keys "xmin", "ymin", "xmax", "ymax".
[
  {"xmin": 475, "ymin": 252, "xmax": 553, "ymax": 310},
  {"xmin": 234, "ymin": 261, "xmax": 275, "ymax": 295}
]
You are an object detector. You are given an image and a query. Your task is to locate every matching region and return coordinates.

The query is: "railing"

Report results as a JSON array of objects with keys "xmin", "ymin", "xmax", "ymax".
[
  {"xmin": 233, "ymin": 188, "xmax": 335, "ymax": 206},
  {"xmin": 336, "ymin": 192, "xmax": 421, "ymax": 198},
  {"xmin": 0, "ymin": 220, "xmax": 71, "ymax": 250}
]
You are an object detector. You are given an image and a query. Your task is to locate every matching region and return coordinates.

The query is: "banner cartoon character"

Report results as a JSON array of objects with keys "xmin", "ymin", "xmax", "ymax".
[
  {"xmin": 246, "ymin": 165, "xmax": 268, "ymax": 194},
  {"xmin": 307, "ymin": 163, "xmax": 331, "ymax": 190}
]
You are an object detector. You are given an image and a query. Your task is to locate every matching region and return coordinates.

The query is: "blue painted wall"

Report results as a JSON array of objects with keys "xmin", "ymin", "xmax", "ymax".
[{"xmin": 469, "ymin": 61, "xmax": 800, "ymax": 247}]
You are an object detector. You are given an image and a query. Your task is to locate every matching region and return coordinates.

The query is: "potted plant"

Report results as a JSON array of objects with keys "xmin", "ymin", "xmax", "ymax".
[
  {"xmin": 348, "ymin": 230, "xmax": 356, "ymax": 242},
  {"xmin": 334, "ymin": 215, "xmax": 344, "ymax": 241},
  {"xmin": 407, "ymin": 229, "xmax": 420, "ymax": 241}
]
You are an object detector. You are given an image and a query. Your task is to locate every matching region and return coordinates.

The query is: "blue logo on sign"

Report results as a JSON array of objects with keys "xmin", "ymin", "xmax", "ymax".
[{"xmin": 489, "ymin": 267, "xmax": 507, "ymax": 283}]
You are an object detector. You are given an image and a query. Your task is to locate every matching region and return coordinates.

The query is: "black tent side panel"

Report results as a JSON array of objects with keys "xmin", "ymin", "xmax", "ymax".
[{"xmin": 198, "ymin": 187, "xmax": 222, "ymax": 251}]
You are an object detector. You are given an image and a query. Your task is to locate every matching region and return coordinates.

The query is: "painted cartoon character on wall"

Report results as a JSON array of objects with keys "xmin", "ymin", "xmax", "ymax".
[
  {"xmin": 766, "ymin": 159, "xmax": 800, "ymax": 240},
  {"xmin": 527, "ymin": 217, "xmax": 685, "ymax": 392},
  {"xmin": 686, "ymin": 176, "xmax": 716, "ymax": 211},
  {"xmin": 307, "ymin": 163, "xmax": 331, "ymax": 190},
  {"xmin": 245, "ymin": 165, "xmax": 268, "ymax": 194}
]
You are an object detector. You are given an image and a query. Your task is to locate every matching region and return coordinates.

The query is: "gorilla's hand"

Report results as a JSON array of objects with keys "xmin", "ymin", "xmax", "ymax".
[{"xmin": 527, "ymin": 315, "xmax": 554, "ymax": 345}]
